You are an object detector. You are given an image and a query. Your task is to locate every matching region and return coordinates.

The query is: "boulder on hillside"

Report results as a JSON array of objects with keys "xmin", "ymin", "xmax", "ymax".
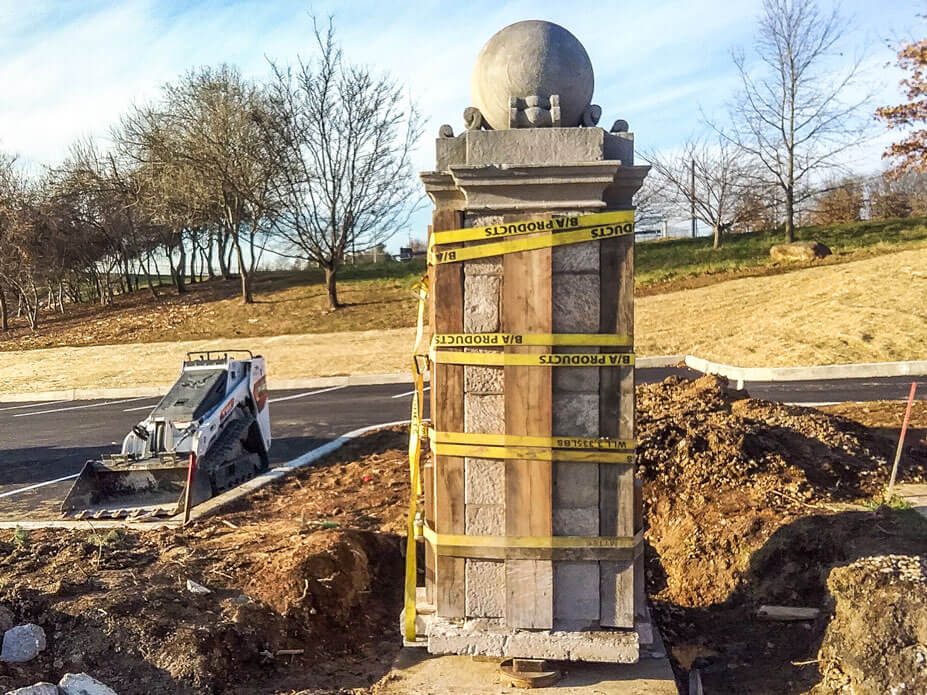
[{"xmin": 769, "ymin": 241, "xmax": 832, "ymax": 262}]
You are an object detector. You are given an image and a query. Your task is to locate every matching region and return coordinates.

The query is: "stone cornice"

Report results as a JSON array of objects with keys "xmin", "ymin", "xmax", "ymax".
[{"xmin": 447, "ymin": 161, "xmax": 625, "ymax": 213}]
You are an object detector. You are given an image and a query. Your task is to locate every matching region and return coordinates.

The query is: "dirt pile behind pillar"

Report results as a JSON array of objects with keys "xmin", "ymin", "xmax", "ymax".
[
  {"xmin": 636, "ymin": 375, "xmax": 926, "ymax": 607},
  {"xmin": 811, "ymin": 555, "xmax": 927, "ymax": 695}
]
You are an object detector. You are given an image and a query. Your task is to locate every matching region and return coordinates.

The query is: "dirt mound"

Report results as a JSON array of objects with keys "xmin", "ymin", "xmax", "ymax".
[
  {"xmin": 0, "ymin": 428, "xmax": 412, "ymax": 695},
  {"xmin": 811, "ymin": 555, "xmax": 927, "ymax": 695},
  {"xmin": 637, "ymin": 376, "xmax": 927, "ymax": 693}
]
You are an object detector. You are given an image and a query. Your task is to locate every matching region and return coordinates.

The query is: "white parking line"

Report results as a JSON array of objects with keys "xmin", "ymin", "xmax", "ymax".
[
  {"xmin": 268, "ymin": 385, "xmax": 346, "ymax": 404},
  {"xmin": 124, "ymin": 402, "xmax": 160, "ymax": 412},
  {"xmin": 391, "ymin": 386, "xmax": 429, "ymax": 399},
  {"xmin": 0, "ymin": 400, "xmax": 66, "ymax": 412},
  {"xmin": 13, "ymin": 397, "xmax": 149, "ymax": 418},
  {"xmin": 0, "ymin": 473, "xmax": 80, "ymax": 499}
]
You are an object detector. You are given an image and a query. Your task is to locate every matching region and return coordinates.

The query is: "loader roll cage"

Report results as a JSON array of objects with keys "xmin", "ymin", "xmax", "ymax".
[{"xmin": 185, "ymin": 349, "xmax": 255, "ymax": 362}]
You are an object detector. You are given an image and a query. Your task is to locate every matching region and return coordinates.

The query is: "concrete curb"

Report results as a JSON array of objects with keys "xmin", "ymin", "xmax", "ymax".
[
  {"xmin": 684, "ymin": 356, "xmax": 927, "ymax": 385},
  {"xmin": 636, "ymin": 355, "xmax": 686, "ymax": 369},
  {"xmin": 0, "ymin": 419, "xmax": 411, "ymax": 530}
]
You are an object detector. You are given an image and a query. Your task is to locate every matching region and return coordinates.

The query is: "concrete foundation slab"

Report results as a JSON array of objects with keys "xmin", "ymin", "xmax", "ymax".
[
  {"xmin": 375, "ymin": 647, "xmax": 678, "ymax": 694},
  {"xmin": 427, "ymin": 617, "xmax": 639, "ymax": 663}
]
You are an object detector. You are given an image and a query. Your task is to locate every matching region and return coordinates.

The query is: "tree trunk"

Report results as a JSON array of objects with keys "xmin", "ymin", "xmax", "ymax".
[
  {"xmin": 217, "ymin": 231, "xmax": 231, "ymax": 279},
  {"xmin": 175, "ymin": 242, "xmax": 187, "ymax": 295},
  {"xmin": 231, "ymin": 234, "xmax": 253, "ymax": 304},
  {"xmin": 0, "ymin": 285, "xmax": 7, "ymax": 331},
  {"xmin": 712, "ymin": 224, "xmax": 722, "ymax": 249},
  {"xmin": 145, "ymin": 253, "xmax": 159, "ymax": 299},
  {"xmin": 189, "ymin": 236, "xmax": 197, "ymax": 285},
  {"xmin": 325, "ymin": 265, "xmax": 341, "ymax": 310},
  {"xmin": 784, "ymin": 186, "xmax": 795, "ymax": 243},
  {"xmin": 204, "ymin": 231, "xmax": 216, "ymax": 279},
  {"xmin": 123, "ymin": 255, "xmax": 133, "ymax": 294}
]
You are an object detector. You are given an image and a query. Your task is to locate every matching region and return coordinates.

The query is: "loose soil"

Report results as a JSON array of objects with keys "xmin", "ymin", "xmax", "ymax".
[
  {"xmin": 811, "ymin": 555, "xmax": 927, "ymax": 694},
  {"xmin": 639, "ymin": 376, "xmax": 927, "ymax": 694},
  {"xmin": 3, "ymin": 382, "xmax": 927, "ymax": 694},
  {"xmin": 0, "ymin": 428, "xmax": 414, "ymax": 695}
]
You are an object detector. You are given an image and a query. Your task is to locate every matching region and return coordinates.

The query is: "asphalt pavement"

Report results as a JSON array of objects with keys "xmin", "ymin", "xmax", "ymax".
[{"xmin": 0, "ymin": 367, "xmax": 919, "ymax": 521}]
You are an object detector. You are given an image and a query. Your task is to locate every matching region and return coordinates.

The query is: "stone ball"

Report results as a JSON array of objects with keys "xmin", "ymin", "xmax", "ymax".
[{"xmin": 470, "ymin": 20, "xmax": 594, "ymax": 130}]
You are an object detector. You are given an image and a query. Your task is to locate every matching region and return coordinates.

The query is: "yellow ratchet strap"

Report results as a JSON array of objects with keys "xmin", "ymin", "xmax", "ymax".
[
  {"xmin": 429, "ymin": 350, "xmax": 635, "ymax": 367},
  {"xmin": 422, "ymin": 524, "xmax": 642, "ymax": 559},
  {"xmin": 430, "ymin": 440, "xmax": 634, "ymax": 464},
  {"xmin": 431, "ymin": 210, "xmax": 635, "ymax": 244},
  {"xmin": 430, "ymin": 429, "xmax": 635, "ymax": 451},
  {"xmin": 431, "ymin": 332, "xmax": 632, "ymax": 348},
  {"xmin": 404, "ymin": 275, "xmax": 430, "ymax": 642}
]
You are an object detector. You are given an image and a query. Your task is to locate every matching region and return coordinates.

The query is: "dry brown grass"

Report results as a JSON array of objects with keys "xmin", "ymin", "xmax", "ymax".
[
  {"xmin": 2, "ymin": 248, "xmax": 926, "ymax": 395},
  {"xmin": 0, "ymin": 328, "xmax": 416, "ymax": 394},
  {"xmin": 0, "ymin": 268, "xmax": 422, "ymax": 353},
  {"xmin": 636, "ymin": 246, "xmax": 927, "ymax": 366}
]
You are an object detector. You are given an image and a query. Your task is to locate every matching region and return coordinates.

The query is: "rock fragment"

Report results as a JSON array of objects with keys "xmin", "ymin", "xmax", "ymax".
[
  {"xmin": 186, "ymin": 579, "xmax": 211, "ymax": 595},
  {"xmin": 0, "ymin": 624, "xmax": 47, "ymax": 663},
  {"xmin": 5, "ymin": 684, "xmax": 59, "ymax": 695},
  {"xmin": 58, "ymin": 673, "xmax": 118, "ymax": 695}
]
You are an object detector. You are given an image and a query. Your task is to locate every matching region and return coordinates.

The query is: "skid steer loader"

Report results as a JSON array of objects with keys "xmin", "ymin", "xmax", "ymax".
[{"xmin": 61, "ymin": 350, "xmax": 271, "ymax": 520}]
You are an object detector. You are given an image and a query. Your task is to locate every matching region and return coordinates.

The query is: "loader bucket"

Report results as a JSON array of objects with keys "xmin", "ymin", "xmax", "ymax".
[{"xmin": 60, "ymin": 455, "xmax": 212, "ymax": 520}]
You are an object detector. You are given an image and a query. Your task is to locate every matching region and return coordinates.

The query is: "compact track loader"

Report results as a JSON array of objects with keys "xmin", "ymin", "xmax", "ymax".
[{"xmin": 61, "ymin": 350, "xmax": 271, "ymax": 520}]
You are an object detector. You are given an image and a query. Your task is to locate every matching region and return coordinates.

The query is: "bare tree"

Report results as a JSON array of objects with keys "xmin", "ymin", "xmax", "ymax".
[
  {"xmin": 263, "ymin": 17, "xmax": 424, "ymax": 309},
  {"xmin": 119, "ymin": 65, "xmax": 278, "ymax": 303},
  {"xmin": 810, "ymin": 176, "xmax": 863, "ymax": 224},
  {"xmin": 646, "ymin": 136, "xmax": 752, "ymax": 248},
  {"xmin": 0, "ymin": 151, "xmax": 18, "ymax": 330},
  {"xmin": 724, "ymin": 0, "xmax": 868, "ymax": 242}
]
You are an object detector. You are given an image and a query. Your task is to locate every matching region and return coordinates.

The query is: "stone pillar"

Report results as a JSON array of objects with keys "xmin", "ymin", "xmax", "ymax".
[{"xmin": 421, "ymin": 126, "xmax": 648, "ymax": 661}]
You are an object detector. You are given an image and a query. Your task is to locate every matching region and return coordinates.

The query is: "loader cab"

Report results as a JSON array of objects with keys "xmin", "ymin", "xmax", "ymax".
[{"xmin": 150, "ymin": 353, "xmax": 251, "ymax": 422}]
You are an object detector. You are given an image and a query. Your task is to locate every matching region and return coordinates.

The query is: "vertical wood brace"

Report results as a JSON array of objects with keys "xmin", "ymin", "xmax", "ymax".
[
  {"xmin": 430, "ymin": 209, "xmax": 466, "ymax": 617},
  {"xmin": 503, "ymin": 231, "xmax": 554, "ymax": 629}
]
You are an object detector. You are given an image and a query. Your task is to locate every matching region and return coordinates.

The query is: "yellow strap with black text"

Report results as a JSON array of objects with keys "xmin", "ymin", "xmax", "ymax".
[
  {"xmin": 430, "ymin": 440, "xmax": 634, "ymax": 464},
  {"xmin": 403, "ymin": 276, "xmax": 430, "ymax": 642},
  {"xmin": 422, "ymin": 524, "xmax": 641, "ymax": 557},
  {"xmin": 432, "ymin": 332, "xmax": 632, "ymax": 348},
  {"xmin": 429, "ymin": 350, "xmax": 635, "ymax": 367},
  {"xmin": 428, "ymin": 221, "xmax": 635, "ymax": 264},
  {"xmin": 432, "ymin": 210, "xmax": 634, "ymax": 245},
  {"xmin": 430, "ymin": 429, "xmax": 635, "ymax": 451}
]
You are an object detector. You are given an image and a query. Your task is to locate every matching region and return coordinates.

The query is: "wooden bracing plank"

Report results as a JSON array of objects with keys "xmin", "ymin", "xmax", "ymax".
[
  {"xmin": 430, "ymin": 209, "xmax": 466, "ymax": 617},
  {"xmin": 503, "ymin": 233, "xmax": 554, "ymax": 629}
]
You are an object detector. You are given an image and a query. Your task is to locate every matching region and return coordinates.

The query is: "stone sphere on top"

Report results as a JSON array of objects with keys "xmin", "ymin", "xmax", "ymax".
[{"xmin": 470, "ymin": 20, "xmax": 595, "ymax": 130}]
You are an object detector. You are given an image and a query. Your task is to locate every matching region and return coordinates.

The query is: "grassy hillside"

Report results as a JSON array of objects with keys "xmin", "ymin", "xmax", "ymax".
[
  {"xmin": 0, "ymin": 261, "xmax": 426, "ymax": 352},
  {"xmin": 7, "ymin": 246, "xmax": 927, "ymax": 394},
  {"xmin": 0, "ymin": 217, "xmax": 925, "ymax": 353},
  {"xmin": 636, "ymin": 216, "xmax": 927, "ymax": 290}
]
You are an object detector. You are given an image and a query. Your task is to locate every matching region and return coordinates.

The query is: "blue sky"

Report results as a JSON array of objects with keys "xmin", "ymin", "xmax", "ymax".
[{"xmin": 0, "ymin": 0, "xmax": 922, "ymax": 245}]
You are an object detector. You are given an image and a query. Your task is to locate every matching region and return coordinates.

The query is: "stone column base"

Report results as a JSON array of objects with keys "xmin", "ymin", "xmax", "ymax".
[{"xmin": 426, "ymin": 617, "xmax": 639, "ymax": 663}]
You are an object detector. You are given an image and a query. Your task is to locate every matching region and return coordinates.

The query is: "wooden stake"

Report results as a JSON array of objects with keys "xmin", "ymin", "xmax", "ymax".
[
  {"xmin": 888, "ymin": 381, "xmax": 918, "ymax": 498},
  {"xmin": 183, "ymin": 453, "xmax": 196, "ymax": 526}
]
